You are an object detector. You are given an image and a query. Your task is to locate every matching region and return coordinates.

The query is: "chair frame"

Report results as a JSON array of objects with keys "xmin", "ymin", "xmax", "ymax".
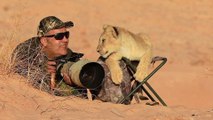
[{"xmin": 119, "ymin": 56, "xmax": 167, "ymax": 106}]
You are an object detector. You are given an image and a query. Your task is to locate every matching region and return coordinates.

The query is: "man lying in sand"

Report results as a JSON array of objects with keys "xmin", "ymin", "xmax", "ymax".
[
  {"xmin": 10, "ymin": 16, "xmax": 133, "ymax": 104},
  {"xmin": 10, "ymin": 16, "xmax": 89, "ymax": 96}
]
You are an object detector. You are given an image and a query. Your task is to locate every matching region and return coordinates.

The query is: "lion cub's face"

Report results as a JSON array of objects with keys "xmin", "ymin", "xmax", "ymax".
[{"xmin": 97, "ymin": 25, "xmax": 121, "ymax": 58}]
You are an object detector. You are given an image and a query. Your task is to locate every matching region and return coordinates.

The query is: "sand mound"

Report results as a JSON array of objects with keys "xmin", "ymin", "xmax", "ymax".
[{"xmin": 0, "ymin": 0, "xmax": 213, "ymax": 119}]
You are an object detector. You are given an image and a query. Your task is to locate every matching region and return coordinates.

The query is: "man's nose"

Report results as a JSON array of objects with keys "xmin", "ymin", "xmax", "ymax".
[{"xmin": 62, "ymin": 36, "xmax": 68, "ymax": 42}]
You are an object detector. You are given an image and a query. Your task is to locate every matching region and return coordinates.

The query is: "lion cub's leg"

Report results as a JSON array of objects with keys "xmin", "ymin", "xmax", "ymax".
[
  {"xmin": 105, "ymin": 55, "xmax": 123, "ymax": 84},
  {"xmin": 134, "ymin": 49, "xmax": 152, "ymax": 82}
]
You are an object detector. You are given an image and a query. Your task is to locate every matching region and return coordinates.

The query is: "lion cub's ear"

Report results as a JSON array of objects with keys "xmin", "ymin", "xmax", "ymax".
[
  {"xmin": 103, "ymin": 25, "xmax": 119, "ymax": 38},
  {"xmin": 112, "ymin": 26, "xmax": 119, "ymax": 38},
  {"xmin": 103, "ymin": 24, "xmax": 111, "ymax": 30}
]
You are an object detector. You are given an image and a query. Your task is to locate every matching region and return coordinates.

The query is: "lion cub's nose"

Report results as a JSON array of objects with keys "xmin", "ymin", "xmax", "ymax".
[
  {"xmin": 97, "ymin": 49, "xmax": 100, "ymax": 53},
  {"xmin": 96, "ymin": 47, "xmax": 100, "ymax": 53}
]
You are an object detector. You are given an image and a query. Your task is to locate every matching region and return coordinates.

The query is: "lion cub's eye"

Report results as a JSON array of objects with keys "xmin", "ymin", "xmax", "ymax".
[{"xmin": 102, "ymin": 39, "xmax": 105, "ymax": 43}]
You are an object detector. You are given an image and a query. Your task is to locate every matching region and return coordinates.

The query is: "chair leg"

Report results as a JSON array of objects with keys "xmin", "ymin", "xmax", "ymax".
[
  {"xmin": 141, "ymin": 85, "xmax": 155, "ymax": 102},
  {"xmin": 145, "ymin": 82, "xmax": 167, "ymax": 106}
]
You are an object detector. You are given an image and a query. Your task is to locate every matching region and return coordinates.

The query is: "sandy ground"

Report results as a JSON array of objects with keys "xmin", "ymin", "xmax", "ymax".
[{"xmin": 0, "ymin": 0, "xmax": 213, "ymax": 119}]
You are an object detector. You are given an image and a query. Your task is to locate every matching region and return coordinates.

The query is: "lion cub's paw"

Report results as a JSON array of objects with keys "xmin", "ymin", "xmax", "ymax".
[
  {"xmin": 134, "ymin": 72, "xmax": 147, "ymax": 82},
  {"xmin": 110, "ymin": 68, "xmax": 123, "ymax": 84}
]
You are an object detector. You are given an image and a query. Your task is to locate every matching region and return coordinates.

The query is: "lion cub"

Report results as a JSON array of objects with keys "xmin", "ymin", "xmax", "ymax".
[{"xmin": 97, "ymin": 25, "xmax": 152, "ymax": 84}]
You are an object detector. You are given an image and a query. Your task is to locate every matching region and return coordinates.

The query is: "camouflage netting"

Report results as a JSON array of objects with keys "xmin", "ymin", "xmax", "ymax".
[{"xmin": 10, "ymin": 37, "xmax": 86, "ymax": 97}]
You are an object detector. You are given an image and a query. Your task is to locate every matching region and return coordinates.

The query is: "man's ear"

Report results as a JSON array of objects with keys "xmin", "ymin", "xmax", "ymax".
[{"xmin": 40, "ymin": 37, "xmax": 48, "ymax": 47}]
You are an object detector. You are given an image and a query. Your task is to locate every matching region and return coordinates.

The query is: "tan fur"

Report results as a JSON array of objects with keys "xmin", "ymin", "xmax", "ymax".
[{"xmin": 97, "ymin": 25, "xmax": 152, "ymax": 84}]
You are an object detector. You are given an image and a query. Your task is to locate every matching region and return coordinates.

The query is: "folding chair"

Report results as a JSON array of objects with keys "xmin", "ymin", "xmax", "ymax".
[{"xmin": 119, "ymin": 56, "xmax": 167, "ymax": 106}]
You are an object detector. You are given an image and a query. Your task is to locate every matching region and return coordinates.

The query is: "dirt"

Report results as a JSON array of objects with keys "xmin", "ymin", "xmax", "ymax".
[{"xmin": 0, "ymin": 0, "xmax": 213, "ymax": 119}]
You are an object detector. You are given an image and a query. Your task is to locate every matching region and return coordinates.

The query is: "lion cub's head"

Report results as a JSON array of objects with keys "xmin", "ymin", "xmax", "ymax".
[{"xmin": 97, "ymin": 25, "xmax": 121, "ymax": 58}]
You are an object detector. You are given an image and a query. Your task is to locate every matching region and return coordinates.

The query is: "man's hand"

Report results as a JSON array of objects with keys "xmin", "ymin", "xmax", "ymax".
[
  {"xmin": 47, "ymin": 60, "xmax": 73, "ymax": 86},
  {"xmin": 47, "ymin": 60, "xmax": 57, "ymax": 74},
  {"xmin": 47, "ymin": 60, "xmax": 57, "ymax": 91}
]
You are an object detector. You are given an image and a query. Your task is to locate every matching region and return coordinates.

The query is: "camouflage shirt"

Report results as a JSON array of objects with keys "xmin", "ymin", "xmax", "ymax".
[
  {"xmin": 97, "ymin": 58, "xmax": 132, "ymax": 104},
  {"xmin": 10, "ymin": 37, "xmax": 84, "ymax": 96}
]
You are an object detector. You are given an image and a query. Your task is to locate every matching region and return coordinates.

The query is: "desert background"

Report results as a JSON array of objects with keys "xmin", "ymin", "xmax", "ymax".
[{"xmin": 0, "ymin": 0, "xmax": 213, "ymax": 119}]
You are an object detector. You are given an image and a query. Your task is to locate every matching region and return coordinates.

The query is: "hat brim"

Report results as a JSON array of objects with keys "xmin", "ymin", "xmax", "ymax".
[{"xmin": 64, "ymin": 21, "xmax": 74, "ymax": 28}]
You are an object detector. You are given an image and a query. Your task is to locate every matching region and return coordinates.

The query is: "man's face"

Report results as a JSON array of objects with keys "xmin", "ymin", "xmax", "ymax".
[{"xmin": 41, "ymin": 27, "xmax": 69, "ymax": 59}]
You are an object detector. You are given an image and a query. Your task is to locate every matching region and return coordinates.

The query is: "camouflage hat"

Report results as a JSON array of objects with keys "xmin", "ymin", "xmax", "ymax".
[{"xmin": 37, "ymin": 16, "xmax": 74, "ymax": 37}]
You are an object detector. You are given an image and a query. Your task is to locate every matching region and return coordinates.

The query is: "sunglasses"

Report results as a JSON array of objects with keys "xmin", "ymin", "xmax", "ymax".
[{"xmin": 44, "ymin": 31, "xmax": 70, "ymax": 40}]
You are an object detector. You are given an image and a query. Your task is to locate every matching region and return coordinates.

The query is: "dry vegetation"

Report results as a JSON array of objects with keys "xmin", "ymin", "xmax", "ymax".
[{"xmin": 0, "ymin": 15, "xmax": 23, "ymax": 72}]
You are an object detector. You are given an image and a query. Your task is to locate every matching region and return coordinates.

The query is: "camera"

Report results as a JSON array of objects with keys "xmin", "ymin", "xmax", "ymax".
[{"xmin": 59, "ymin": 59, "xmax": 105, "ymax": 89}]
